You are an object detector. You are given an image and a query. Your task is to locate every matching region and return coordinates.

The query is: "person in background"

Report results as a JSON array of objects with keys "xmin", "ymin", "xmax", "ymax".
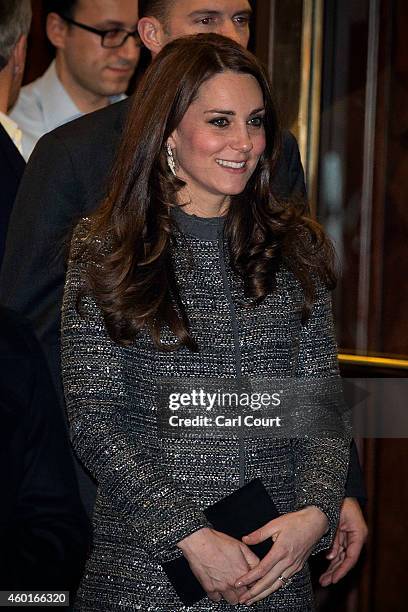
[
  {"xmin": 0, "ymin": 0, "xmax": 29, "ymax": 267},
  {"xmin": 0, "ymin": 305, "xmax": 90, "ymax": 597},
  {"xmin": 1, "ymin": 5, "xmax": 91, "ymax": 597},
  {"xmin": 0, "ymin": 0, "xmax": 367, "ymax": 585},
  {"xmin": 10, "ymin": 0, "xmax": 140, "ymax": 160}
]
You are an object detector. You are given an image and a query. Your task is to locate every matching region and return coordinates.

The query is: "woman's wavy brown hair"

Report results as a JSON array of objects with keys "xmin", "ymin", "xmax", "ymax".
[{"xmin": 80, "ymin": 33, "xmax": 336, "ymax": 350}]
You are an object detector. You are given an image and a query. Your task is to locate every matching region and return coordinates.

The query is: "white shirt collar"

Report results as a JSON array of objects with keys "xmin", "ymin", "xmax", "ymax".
[
  {"xmin": 0, "ymin": 110, "xmax": 23, "ymax": 153},
  {"xmin": 39, "ymin": 61, "xmax": 82, "ymax": 131}
]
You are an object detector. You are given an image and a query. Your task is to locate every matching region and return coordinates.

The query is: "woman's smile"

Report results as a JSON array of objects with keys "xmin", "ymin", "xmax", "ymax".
[{"xmin": 215, "ymin": 158, "xmax": 248, "ymax": 171}]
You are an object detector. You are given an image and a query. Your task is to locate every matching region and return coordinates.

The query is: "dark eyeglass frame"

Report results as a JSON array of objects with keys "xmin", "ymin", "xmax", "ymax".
[{"xmin": 60, "ymin": 15, "xmax": 142, "ymax": 48}]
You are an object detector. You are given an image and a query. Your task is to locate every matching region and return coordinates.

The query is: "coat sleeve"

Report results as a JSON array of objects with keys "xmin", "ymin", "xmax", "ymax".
[
  {"xmin": 276, "ymin": 132, "xmax": 366, "ymax": 504},
  {"xmin": 61, "ymin": 222, "xmax": 210, "ymax": 562},
  {"xmin": 293, "ymin": 283, "xmax": 351, "ymax": 553}
]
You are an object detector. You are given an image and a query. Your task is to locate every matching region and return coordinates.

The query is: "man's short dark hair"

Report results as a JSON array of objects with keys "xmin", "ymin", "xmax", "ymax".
[
  {"xmin": 139, "ymin": 0, "xmax": 173, "ymax": 22},
  {"xmin": 0, "ymin": 0, "xmax": 31, "ymax": 70},
  {"xmin": 44, "ymin": 0, "xmax": 78, "ymax": 19}
]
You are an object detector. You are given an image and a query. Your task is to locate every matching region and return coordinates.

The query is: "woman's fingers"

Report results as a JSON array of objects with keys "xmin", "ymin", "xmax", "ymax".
[
  {"xmin": 243, "ymin": 578, "xmax": 287, "ymax": 606},
  {"xmin": 242, "ymin": 517, "xmax": 281, "ymax": 545},
  {"xmin": 221, "ymin": 587, "xmax": 243, "ymax": 605},
  {"xmin": 235, "ymin": 541, "xmax": 286, "ymax": 587},
  {"xmin": 238, "ymin": 560, "xmax": 299, "ymax": 605},
  {"xmin": 240, "ymin": 542, "xmax": 260, "ymax": 569},
  {"xmin": 207, "ymin": 590, "xmax": 222, "ymax": 602}
]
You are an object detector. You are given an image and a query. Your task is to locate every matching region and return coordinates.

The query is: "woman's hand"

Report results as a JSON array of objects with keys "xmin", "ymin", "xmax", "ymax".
[
  {"xmin": 177, "ymin": 527, "xmax": 260, "ymax": 604},
  {"xmin": 234, "ymin": 506, "xmax": 329, "ymax": 606}
]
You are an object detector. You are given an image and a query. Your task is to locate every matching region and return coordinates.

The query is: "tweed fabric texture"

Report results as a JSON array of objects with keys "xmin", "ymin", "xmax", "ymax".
[{"xmin": 61, "ymin": 209, "xmax": 350, "ymax": 611}]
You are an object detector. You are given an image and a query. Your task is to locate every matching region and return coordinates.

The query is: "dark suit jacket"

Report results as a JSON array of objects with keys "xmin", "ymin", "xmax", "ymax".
[
  {"xmin": 0, "ymin": 123, "xmax": 25, "ymax": 269},
  {"xmin": 0, "ymin": 306, "xmax": 90, "ymax": 592},
  {"xmin": 0, "ymin": 97, "xmax": 366, "ymax": 508}
]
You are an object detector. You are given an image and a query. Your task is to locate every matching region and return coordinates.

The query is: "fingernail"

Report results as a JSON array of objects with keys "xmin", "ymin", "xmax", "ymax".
[
  {"xmin": 246, "ymin": 600, "xmax": 253, "ymax": 606},
  {"xmin": 236, "ymin": 581, "xmax": 243, "ymax": 587}
]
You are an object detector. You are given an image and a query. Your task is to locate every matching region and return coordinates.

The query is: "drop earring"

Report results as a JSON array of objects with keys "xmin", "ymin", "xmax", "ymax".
[{"xmin": 166, "ymin": 143, "xmax": 177, "ymax": 177}]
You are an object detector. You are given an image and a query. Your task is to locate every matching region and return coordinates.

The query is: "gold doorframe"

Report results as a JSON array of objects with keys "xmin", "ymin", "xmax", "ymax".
[
  {"xmin": 255, "ymin": 0, "xmax": 324, "ymax": 215},
  {"xmin": 298, "ymin": 0, "xmax": 324, "ymax": 215}
]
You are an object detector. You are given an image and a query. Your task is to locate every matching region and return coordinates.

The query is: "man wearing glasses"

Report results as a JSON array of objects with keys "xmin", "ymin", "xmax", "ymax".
[{"xmin": 10, "ymin": 0, "xmax": 140, "ymax": 160}]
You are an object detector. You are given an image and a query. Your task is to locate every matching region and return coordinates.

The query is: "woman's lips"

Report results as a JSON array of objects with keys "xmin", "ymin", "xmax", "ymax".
[{"xmin": 215, "ymin": 158, "xmax": 248, "ymax": 174}]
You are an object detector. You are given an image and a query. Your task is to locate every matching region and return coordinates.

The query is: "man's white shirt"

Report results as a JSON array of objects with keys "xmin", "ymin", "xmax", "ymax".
[
  {"xmin": 0, "ymin": 111, "xmax": 23, "ymax": 154},
  {"xmin": 10, "ymin": 60, "xmax": 126, "ymax": 160}
]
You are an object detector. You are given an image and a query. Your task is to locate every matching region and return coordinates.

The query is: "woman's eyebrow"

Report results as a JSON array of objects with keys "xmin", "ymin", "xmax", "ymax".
[
  {"xmin": 204, "ymin": 109, "xmax": 235, "ymax": 115},
  {"xmin": 204, "ymin": 107, "xmax": 265, "ymax": 115}
]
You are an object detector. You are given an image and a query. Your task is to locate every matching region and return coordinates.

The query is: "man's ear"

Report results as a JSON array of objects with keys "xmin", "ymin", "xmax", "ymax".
[
  {"xmin": 138, "ymin": 16, "xmax": 167, "ymax": 56},
  {"xmin": 7, "ymin": 34, "xmax": 28, "ymax": 111},
  {"xmin": 11, "ymin": 34, "xmax": 27, "ymax": 77},
  {"xmin": 46, "ymin": 12, "xmax": 69, "ymax": 49}
]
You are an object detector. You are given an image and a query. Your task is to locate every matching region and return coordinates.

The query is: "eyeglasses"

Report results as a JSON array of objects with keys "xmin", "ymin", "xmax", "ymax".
[{"xmin": 61, "ymin": 15, "xmax": 142, "ymax": 48}]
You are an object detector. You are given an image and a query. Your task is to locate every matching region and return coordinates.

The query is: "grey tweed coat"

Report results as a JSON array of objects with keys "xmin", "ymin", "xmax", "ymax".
[{"xmin": 61, "ymin": 208, "xmax": 350, "ymax": 611}]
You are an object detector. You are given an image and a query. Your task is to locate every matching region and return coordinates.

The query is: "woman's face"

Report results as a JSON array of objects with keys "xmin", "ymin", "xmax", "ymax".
[{"xmin": 168, "ymin": 70, "xmax": 266, "ymax": 214}]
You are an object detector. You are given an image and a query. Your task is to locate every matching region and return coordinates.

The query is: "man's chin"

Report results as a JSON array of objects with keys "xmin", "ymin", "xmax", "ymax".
[{"xmin": 99, "ymin": 81, "xmax": 130, "ymax": 98}]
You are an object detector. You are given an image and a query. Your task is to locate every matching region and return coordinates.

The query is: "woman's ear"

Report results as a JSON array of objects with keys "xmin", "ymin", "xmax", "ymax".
[
  {"xmin": 138, "ymin": 16, "xmax": 167, "ymax": 57},
  {"xmin": 167, "ymin": 133, "xmax": 177, "ymax": 149}
]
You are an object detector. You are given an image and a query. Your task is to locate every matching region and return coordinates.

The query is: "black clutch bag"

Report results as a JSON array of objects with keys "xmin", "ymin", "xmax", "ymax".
[{"xmin": 161, "ymin": 478, "xmax": 280, "ymax": 605}]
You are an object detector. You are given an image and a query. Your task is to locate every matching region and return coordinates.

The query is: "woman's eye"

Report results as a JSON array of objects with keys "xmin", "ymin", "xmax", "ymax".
[
  {"xmin": 248, "ymin": 116, "xmax": 264, "ymax": 127},
  {"xmin": 209, "ymin": 117, "xmax": 229, "ymax": 128}
]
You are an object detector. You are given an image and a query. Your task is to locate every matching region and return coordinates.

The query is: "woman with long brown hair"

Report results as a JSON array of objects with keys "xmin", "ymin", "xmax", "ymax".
[{"xmin": 62, "ymin": 34, "xmax": 350, "ymax": 611}]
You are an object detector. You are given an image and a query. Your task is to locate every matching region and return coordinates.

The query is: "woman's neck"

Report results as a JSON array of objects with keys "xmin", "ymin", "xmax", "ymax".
[{"xmin": 177, "ymin": 188, "xmax": 229, "ymax": 218}]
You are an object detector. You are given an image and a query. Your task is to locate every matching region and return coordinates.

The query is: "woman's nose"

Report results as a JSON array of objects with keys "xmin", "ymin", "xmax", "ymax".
[{"xmin": 230, "ymin": 127, "xmax": 254, "ymax": 152}]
